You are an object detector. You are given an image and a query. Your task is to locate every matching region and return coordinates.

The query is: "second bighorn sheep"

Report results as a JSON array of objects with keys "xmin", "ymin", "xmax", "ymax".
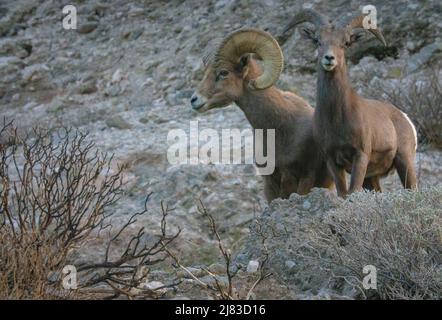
[
  {"xmin": 190, "ymin": 28, "xmax": 333, "ymax": 201},
  {"xmin": 283, "ymin": 10, "xmax": 418, "ymax": 197}
]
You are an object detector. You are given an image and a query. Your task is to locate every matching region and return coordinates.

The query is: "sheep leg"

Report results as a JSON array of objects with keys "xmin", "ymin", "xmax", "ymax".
[
  {"xmin": 394, "ymin": 155, "xmax": 418, "ymax": 189},
  {"xmin": 362, "ymin": 177, "xmax": 374, "ymax": 190},
  {"xmin": 263, "ymin": 171, "xmax": 281, "ymax": 202},
  {"xmin": 297, "ymin": 174, "xmax": 316, "ymax": 195},
  {"xmin": 326, "ymin": 158, "xmax": 348, "ymax": 197},
  {"xmin": 363, "ymin": 176, "xmax": 382, "ymax": 192},
  {"xmin": 348, "ymin": 152, "xmax": 369, "ymax": 194},
  {"xmin": 280, "ymin": 170, "xmax": 298, "ymax": 199},
  {"xmin": 372, "ymin": 176, "xmax": 382, "ymax": 191}
]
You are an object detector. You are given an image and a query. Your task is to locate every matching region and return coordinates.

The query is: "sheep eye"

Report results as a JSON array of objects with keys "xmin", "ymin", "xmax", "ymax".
[{"xmin": 216, "ymin": 70, "xmax": 229, "ymax": 81}]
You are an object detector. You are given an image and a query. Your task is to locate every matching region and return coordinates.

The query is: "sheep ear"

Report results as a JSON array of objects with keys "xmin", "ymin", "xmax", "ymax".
[
  {"xmin": 349, "ymin": 31, "xmax": 364, "ymax": 45},
  {"xmin": 239, "ymin": 54, "xmax": 250, "ymax": 68},
  {"xmin": 301, "ymin": 28, "xmax": 318, "ymax": 43},
  {"xmin": 237, "ymin": 54, "xmax": 250, "ymax": 78}
]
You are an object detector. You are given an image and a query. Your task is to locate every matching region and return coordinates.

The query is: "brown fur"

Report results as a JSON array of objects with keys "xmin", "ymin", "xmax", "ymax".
[
  {"xmin": 305, "ymin": 25, "xmax": 418, "ymax": 197},
  {"xmin": 191, "ymin": 56, "xmax": 334, "ymax": 201}
]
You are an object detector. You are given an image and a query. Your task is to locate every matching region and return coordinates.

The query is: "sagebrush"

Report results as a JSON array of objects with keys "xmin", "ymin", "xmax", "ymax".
[
  {"xmin": 0, "ymin": 122, "xmax": 179, "ymax": 299},
  {"xmin": 377, "ymin": 70, "xmax": 442, "ymax": 148},
  {"xmin": 305, "ymin": 189, "xmax": 442, "ymax": 299}
]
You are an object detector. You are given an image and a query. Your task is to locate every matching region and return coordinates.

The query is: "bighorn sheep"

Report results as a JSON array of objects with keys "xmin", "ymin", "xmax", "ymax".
[
  {"xmin": 283, "ymin": 10, "xmax": 418, "ymax": 197},
  {"xmin": 190, "ymin": 28, "xmax": 333, "ymax": 201}
]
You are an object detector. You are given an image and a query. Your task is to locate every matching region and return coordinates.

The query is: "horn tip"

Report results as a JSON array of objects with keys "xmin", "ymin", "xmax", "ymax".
[{"xmin": 248, "ymin": 80, "xmax": 258, "ymax": 90}]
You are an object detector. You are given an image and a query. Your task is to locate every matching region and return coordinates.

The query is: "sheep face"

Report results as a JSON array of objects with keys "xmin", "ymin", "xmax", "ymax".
[
  {"xmin": 190, "ymin": 56, "xmax": 249, "ymax": 113},
  {"xmin": 303, "ymin": 26, "xmax": 359, "ymax": 72},
  {"xmin": 190, "ymin": 28, "xmax": 283, "ymax": 113},
  {"xmin": 283, "ymin": 9, "xmax": 386, "ymax": 73}
]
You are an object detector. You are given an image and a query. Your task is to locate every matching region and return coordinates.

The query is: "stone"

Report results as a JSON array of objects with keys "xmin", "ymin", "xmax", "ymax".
[
  {"xmin": 285, "ymin": 260, "xmax": 296, "ymax": 270},
  {"xmin": 302, "ymin": 200, "xmax": 311, "ymax": 210},
  {"xmin": 105, "ymin": 115, "xmax": 132, "ymax": 130},
  {"xmin": 246, "ymin": 260, "xmax": 259, "ymax": 273},
  {"xmin": 105, "ymin": 84, "xmax": 123, "ymax": 97},
  {"xmin": 128, "ymin": 7, "xmax": 144, "ymax": 17},
  {"xmin": 0, "ymin": 57, "xmax": 23, "ymax": 84},
  {"xmin": 111, "ymin": 69, "xmax": 123, "ymax": 83},
  {"xmin": 0, "ymin": 39, "xmax": 32, "ymax": 59},
  {"xmin": 77, "ymin": 79, "xmax": 97, "ymax": 94},
  {"xmin": 77, "ymin": 22, "xmax": 99, "ymax": 34},
  {"xmin": 143, "ymin": 281, "xmax": 164, "ymax": 290},
  {"xmin": 208, "ymin": 263, "xmax": 226, "ymax": 274},
  {"xmin": 129, "ymin": 28, "xmax": 144, "ymax": 40},
  {"xmin": 199, "ymin": 275, "xmax": 228, "ymax": 286},
  {"xmin": 175, "ymin": 89, "xmax": 194, "ymax": 100},
  {"xmin": 387, "ymin": 67, "xmax": 403, "ymax": 79},
  {"xmin": 21, "ymin": 64, "xmax": 50, "ymax": 83},
  {"xmin": 406, "ymin": 41, "xmax": 442, "ymax": 73}
]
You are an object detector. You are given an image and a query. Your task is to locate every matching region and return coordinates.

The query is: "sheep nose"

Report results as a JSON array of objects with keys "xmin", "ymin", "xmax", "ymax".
[
  {"xmin": 324, "ymin": 54, "xmax": 335, "ymax": 61},
  {"xmin": 190, "ymin": 94, "xmax": 198, "ymax": 106}
]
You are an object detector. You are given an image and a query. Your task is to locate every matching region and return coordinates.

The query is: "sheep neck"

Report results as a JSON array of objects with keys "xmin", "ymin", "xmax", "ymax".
[
  {"xmin": 316, "ymin": 62, "xmax": 355, "ymax": 122},
  {"xmin": 236, "ymin": 87, "xmax": 295, "ymax": 131}
]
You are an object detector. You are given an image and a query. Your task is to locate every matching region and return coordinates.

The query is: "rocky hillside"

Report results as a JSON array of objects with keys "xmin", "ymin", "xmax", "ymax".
[
  {"xmin": 236, "ymin": 187, "xmax": 441, "ymax": 299},
  {"xmin": 0, "ymin": 0, "xmax": 441, "ymax": 299}
]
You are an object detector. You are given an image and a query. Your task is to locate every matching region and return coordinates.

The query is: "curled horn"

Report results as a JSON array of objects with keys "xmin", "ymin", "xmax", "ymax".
[
  {"xmin": 282, "ymin": 9, "xmax": 330, "ymax": 34},
  {"xmin": 340, "ymin": 15, "xmax": 387, "ymax": 46},
  {"xmin": 202, "ymin": 38, "xmax": 223, "ymax": 67},
  {"xmin": 214, "ymin": 28, "xmax": 284, "ymax": 90}
]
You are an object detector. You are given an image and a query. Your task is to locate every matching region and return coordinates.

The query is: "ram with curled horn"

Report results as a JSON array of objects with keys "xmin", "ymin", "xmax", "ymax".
[
  {"xmin": 283, "ymin": 9, "xmax": 418, "ymax": 197},
  {"xmin": 190, "ymin": 28, "xmax": 333, "ymax": 201}
]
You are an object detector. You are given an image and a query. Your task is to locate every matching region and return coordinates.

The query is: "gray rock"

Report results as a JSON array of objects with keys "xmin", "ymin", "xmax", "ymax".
[
  {"xmin": 143, "ymin": 280, "xmax": 164, "ymax": 290},
  {"xmin": 235, "ymin": 188, "xmax": 343, "ymax": 296},
  {"xmin": 138, "ymin": 117, "xmax": 150, "ymax": 124},
  {"xmin": 302, "ymin": 200, "xmax": 311, "ymax": 210},
  {"xmin": 246, "ymin": 260, "xmax": 259, "ymax": 273},
  {"xmin": 21, "ymin": 64, "xmax": 50, "ymax": 83},
  {"xmin": 285, "ymin": 260, "xmax": 296, "ymax": 270},
  {"xmin": 111, "ymin": 69, "xmax": 123, "ymax": 83},
  {"xmin": 0, "ymin": 39, "xmax": 32, "ymax": 59},
  {"xmin": 0, "ymin": 56, "xmax": 24, "ymax": 84},
  {"xmin": 129, "ymin": 28, "xmax": 144, "ymax": 40},
  {"xmin": 175, "ymin": 89, "xmax": 194, "ymax": 100},
  {"xmin": 105, "ymin": 115, "xmax": 132, "ymax": 130},
  {"xmin": 128, "ymin": 7, "xmax": 144, "ymax": 17},
  {"xmin": 105, "ymin": 83, "xmax": 123, "ymax": 97},
  {"xmin": 77, "ymin": 79, "xmax": 97, "ymax": 94},
  {"xmin": 406, "ymin": 41, "xmax": 442, "ymax": 73},
  {"xmin": 77, "ymin": 22, "xmax": 98, "ymax": 34},
  {"xmin": 199, "ymin": 275, "xmax": 228, "ymax": 286}
]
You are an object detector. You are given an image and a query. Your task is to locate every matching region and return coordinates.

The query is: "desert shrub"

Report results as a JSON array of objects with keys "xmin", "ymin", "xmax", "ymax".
[
  {"xmin": 165, "ymin": 200, "xmax": 272, "ymax": 300},
  {"xmin": 0, "ymin": 122, "xmax": 179, "ymax": 299},
  {"xmin": 378, "ymin": 70, "xmax": 442, "ymax": 148},
  {"xmin": 241, "ymin": 188, "xmax": 441, "ymax": 299},
  {"xmin": 306, "ymin": 189, "xmax": 442, "ymax": 299}
]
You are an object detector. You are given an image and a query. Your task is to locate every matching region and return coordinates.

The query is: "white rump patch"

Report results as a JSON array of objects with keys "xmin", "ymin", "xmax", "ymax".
[{"xmin": 401, "ymin": 111, "xmax": 417, "ymax": 150}]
